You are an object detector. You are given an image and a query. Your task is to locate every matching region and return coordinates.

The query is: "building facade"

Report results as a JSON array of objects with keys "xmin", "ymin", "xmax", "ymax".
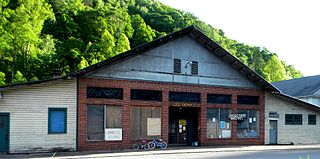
[{"xmin": 0, "ymin": 79, "xmax": 76, "ymax": 153}]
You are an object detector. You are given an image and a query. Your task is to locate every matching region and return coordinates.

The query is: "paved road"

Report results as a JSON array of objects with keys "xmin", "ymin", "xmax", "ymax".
[{"xmin": 102, "ymin": 150, "xmax": 320, "ymax": 159}]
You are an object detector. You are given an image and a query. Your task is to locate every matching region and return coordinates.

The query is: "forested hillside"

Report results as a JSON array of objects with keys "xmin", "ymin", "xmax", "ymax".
[{"xmin": 0, "ymin": 0, "xmax": 302, "ymax": 85}]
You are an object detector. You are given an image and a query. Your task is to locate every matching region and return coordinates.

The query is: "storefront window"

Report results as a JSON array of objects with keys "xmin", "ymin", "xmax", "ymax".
[
  {"xmin": 131, "ymin": 107, "xmax": 161, "ymax": 139},
  {"xmin": 237, "ymin": 110, "xmax": 259, "ymax": 138},
  {"xmin": 207, "ymin": 109, "xmax": 231, "ymax": 138},
  {"xmin": 87, "ymin": 105, "xmax": 123, "ymax": 141}
]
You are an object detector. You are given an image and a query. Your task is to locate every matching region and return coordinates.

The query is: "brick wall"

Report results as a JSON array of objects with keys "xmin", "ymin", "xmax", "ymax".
[{"xmin": 78, "ymin": 77, "xmax": 265, "ymax": 151}]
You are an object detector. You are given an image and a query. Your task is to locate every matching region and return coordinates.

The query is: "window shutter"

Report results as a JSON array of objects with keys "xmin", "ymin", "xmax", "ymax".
[
  {"xmin": 191, "ymin": 61, "xmax": 198, "ymax": 75},
  {"xmin": 174, "ymin": 59, "xmax": 181, "ymax": 74}
]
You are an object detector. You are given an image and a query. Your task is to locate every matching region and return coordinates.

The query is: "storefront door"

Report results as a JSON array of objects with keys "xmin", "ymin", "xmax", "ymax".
[
  {"xmin": 169, "ymin": 107, "xmax": 198, "ymax": 145},
  {"xmin": 0, "ymin": 114, "xmax": 9, "ymax": 152},
  {"xmin": 269, "ymin": 120, "xmax": 277, "ymax": 144}
]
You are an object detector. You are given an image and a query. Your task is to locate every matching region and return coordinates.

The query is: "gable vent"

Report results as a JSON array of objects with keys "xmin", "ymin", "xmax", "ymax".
[
  {"xmin": 174, "ymin": 59, "xmax": 181, "ymax": 74},
  {"xmin": 191, "ymin": 61, "xmax": 198, "ymax": 75}
]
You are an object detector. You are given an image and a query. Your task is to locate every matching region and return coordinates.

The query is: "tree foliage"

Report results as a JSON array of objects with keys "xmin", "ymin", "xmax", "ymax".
[{"xmin": 0, "ymin": 0, "xmax": 303, "ymax": 85}]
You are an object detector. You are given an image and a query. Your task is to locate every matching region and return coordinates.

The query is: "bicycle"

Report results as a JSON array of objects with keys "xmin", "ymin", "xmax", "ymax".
[
  {"xmin": 148, "ymin": 137, "xmax": 167, "ymax": 150},
  {"xmin": 133, "ymin": 138, "xmax": 149, "ymax": 150}
]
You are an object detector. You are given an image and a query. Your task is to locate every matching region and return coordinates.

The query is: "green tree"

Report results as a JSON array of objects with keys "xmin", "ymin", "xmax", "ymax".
[
  {"xmin": 12, "ymin": 71, "xmax": 27, "ymax": 84},
  {"xmin": 263, "ymin": 55, "xmax": 287, "ymax": 82},
  {"xmin": 131, "ymin": 14, "xmax": 155, "ymax": 47},
  {"xmin": 115, "ymin": 33, "xmax": 131, "ymax": 54},
  {"xmin": 0, "ymin": 72, "xmax": 5, "ymax": 86}
]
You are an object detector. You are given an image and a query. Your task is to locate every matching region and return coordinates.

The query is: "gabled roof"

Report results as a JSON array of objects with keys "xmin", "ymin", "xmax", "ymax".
[
  {"xmin": 69, "ymin": 25, "xmax": 280, "ymax": 93},
  {"xmin": 273, "ymin": 75, "xmax": 320, "ymax": 97}
]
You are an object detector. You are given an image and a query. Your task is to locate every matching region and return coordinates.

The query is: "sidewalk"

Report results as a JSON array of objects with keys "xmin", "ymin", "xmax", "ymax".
[{"xmin": 2, "ymin": 144, "xmax": 320, "ymax": 159}]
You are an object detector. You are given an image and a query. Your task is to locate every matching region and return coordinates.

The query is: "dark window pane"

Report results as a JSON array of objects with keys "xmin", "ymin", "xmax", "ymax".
[
  {"xmin": 308, "ymin": 115, "xmax": 316, "ymax": 125},
  {"xmin": 48, "ymin": 108, "xmax": 66, "ymax": 134},
  {"xmin": 174, "ymin": 59, "xmax": 181, "ymax": 74},
  {"xmin": 207, "ymin": 94, "xmax": 231, "ymax": 104},
  {"xmin": 285, "ymin": 114, "xmax": 302, "ymax": 125},
  {"xmin": 169, "ymin": 92, "xmax": 200, "ymax": 103},
  {"xmin": 87, "ymin": 105, "xmax": 104, "ymax": 140},
  {"xmin": 87, "ymin": 87, "xmax": 123, "ymax": 99},
  {"xmin": 131, "ymin": 89, "xmax": 162, "ymax": 101},
  {"xmin": 237, "ymin": 95, "xmax": 259, "ymax": 105},
  {"xmin": 106, "ymin": 106, "xmax": 123, "ymax": 128}
]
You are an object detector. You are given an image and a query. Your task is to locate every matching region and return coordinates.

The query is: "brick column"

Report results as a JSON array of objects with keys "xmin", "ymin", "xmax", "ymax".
[
  {"xmin": 199, "ymin": 92, "xmax": 207, "ymax": 146},
  {"xmin": 122, "ymin": 86, "xmax": 131, "ymax": 148},
  {"xmin": 162, "ymin": 90, "xmax": 169, "ymax": 142},
  {"xmin": 231, "ymin": 94, "xmax": 237, "ymax": 140}
]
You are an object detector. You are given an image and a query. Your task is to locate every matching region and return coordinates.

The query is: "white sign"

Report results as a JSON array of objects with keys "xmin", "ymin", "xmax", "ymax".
[
  {"xmin": 105, "ymin": 128, "xmax": 122, "ymax": 141},
  {"xmin": 147, "ymin": 118, "xmax": 161, "ymax": 136},
  {"xmin": 229, "ymin": 114, "xmax": 247, "ymax": 120}
]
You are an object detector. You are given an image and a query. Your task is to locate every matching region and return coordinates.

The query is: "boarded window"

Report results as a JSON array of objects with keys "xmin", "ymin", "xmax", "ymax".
[
  {"xmin": 207, "ymin": 94, "xmax": 231, "ymax": 104},
  {"xmin": 308, "ymin": 114, "xmax": 316, "ymax": 125},
  {"xmin": 131, "ymin": 89, "xmax": 162, "ymax": 101},
  {"xmin": 169, "ymin": 92, "xmax": 200, "ymax": 103},
  {"xmin": 174, "ymin": 59, "xmax": 181, "ymax": 74},
  {"xmin": 48, "ymin": 108, "xmax": 67, "ymax": 134},
  {"xmin": 87, "ymin": 105, "xmax": 123, "ymax": 141},
  {"xmin": 237, "ymin": 95, "xmax": 259, "ymax": 105},
  {"xmin": 285, "ymin": 114, "xmax": 302, "ymax": 125},
  {"xmin": 131, "ymin": 107, "xmax": 161, "ymax": 139},
  {"xmin": 87, "ymin": 105, "xmax": 104, "ymax": 140},
  {"xmin": 191, "ymin": 61, "xmax": 198, "ymax": 75},
  {"xmin": 87, "ymin": 87, "xmax": 123, "ymax": 99}
]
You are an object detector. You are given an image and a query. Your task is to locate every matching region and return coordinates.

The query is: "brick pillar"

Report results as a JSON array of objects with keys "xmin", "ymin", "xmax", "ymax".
[
  {"xmin": 199, "ymin": 92, "xmax": 207, "ymax": 146},
  {"xmin": 162, "ymin": 90, "xmax": 169, "ymax": 142},
  {"xmin": 231, "ymin": 94, "xmax": 237, "ymax": 140},
  {"xmin": 122, "ymin": 86, "xmax": 131, "ymax": 148},
  {"xmin": 259, "ymin": 93, "xmax": 265, "ymax": 144}
]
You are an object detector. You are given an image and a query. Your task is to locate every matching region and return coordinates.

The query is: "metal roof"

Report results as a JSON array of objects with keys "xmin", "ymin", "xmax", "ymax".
[{"xmin": 273, "ymin": 75, "xmax": 320, "ymax": 97}]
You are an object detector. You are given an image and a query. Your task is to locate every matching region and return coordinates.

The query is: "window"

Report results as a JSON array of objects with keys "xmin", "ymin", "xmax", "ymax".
[
  {"xmin": 285, "ymin": 114, "xmax": 302, "ymax": 125},
  {"xmin": 308, "ymin": 114, "xmax": 316, "ymax": 125},
  {"xmin": 87, "ymin": 87, "xmax": 123, "ymax": 99},
  {"xmin": 207, "ymin": 94, "xmax": 231, "ymax": 104},
  {"xmin": 48, "ymin": 108, "xmax": 67, "ymax": 134},
  {"xmin": 169, "ymin": 92, "xmax": 200, "ymax": 103},
  {"xmin": 237, "ymin": 110, "xmax": 259, "ymax": 138},
  {"xmin": 237, "ymin": 95, "xmax": 259, "ymax": 105},
  {"xmin": 174, "ymin": 59, "xmax": 181, "ymax": 74},
  {"xmin": 131, "ymin": 107, "xmax": 161, "ymax": 139},
  {"xmin": 207, "ymin": 109, "xmax": 231, "ymax": 138},
  {"xmin": 131, "ymin": 89, "xmax": 162, "ymax": 101},
  {"xmin": 87, "ymin": 105, "xmax": 123, "ymax": 141}
]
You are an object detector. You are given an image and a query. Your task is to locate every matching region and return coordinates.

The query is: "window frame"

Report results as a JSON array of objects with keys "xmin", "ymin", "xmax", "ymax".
[
  {"xmin": 237, "ymin": 95, "xmax": 259, "ymax": 105},
  {"xmin": 285, "ymin": 114, "xmax": 302, "ymax": 125},
  {"xmin": 207, "ymin": 94, "xmax": 232, "ymax": 104},
  {"xmin": 131, "ymin": 89, "xmax": 162, "ymax": 101},
  {"xmin": 308, "ymin": 114, "xmax": 316, "ymax": 125},
  {"xmin": 48, "ymin": 108, "xmax": 67, "ymax": 134}
]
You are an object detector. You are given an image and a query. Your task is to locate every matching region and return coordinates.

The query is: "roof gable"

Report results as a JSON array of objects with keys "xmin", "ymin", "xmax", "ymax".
[{"xmin": 71, "ymin": 25, "xmax": 279, "ymax": 93}]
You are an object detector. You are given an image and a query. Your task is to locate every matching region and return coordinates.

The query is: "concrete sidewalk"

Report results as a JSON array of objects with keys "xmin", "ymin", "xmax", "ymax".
[{"xmin": 2, "ymin": 144, "xmax": 320, "ymax": 158}]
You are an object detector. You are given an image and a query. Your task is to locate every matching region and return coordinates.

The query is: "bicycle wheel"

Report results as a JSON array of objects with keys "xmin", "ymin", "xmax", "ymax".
[
  {"xmin": 133, "ymin": 144, "xmax": 139, "ymax": 150},
  {"xmin": 160, "ymin": 141, "xmax": 167, "ymax": 149},
  {"xmin": 148, "ymin": 141, "xmax": 156, "ymax": 150},
  {"xmin": 143, "ymin": 144, "xmax": 149, "ymax": 150}
]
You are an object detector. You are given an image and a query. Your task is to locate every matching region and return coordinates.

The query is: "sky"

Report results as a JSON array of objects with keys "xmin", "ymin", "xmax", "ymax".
[{"xmin": 158, "ymin": 0, "xmax": 320, "ymax": 76}]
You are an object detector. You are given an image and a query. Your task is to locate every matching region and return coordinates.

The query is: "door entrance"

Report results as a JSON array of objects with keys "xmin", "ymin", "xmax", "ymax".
[
  {"xmin": 269, "ymin": 120, "xmax": 278, "ymax": 144},
  {"xmin": 169, "ymin": 107, "xmax": 198, "ymax": 145},
  {"xmin": 0, "ymin": 114, "xmax": 9, "ymax": 152}
]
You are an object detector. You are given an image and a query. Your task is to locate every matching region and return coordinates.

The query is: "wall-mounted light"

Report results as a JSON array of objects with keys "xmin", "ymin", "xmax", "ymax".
[{"xmin": 185, "ymin": 61, "xmax": 193, "ymax": 68}]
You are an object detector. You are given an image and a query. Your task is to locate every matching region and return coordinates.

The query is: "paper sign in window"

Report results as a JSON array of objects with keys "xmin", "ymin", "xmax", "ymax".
[{"xmin": 147, "ymin": 118, "xmax": 161, "ymax": 136}]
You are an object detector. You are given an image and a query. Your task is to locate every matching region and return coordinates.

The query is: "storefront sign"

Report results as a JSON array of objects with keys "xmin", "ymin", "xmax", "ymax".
[
  {"xmin": 229, "ymin": 114, "xmax": 246, "ymax": 120},
  {"xmin": 105, "ymin": 128, "xmax": 122, "ymax": 141},
  {"xmin": 171, "ymin": 102, "xmax": 198, "ymax": 107}
]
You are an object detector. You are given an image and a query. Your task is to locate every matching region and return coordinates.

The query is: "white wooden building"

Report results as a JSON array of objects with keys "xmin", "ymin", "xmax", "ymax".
[{"xmin": 0, "ymin": 78, "xmax": 76, "ymax": 153}]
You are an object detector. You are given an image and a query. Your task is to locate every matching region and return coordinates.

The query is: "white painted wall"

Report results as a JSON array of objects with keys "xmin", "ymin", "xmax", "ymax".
[
  {"xmin": 265, "ymin": 93, "xmax": 320, "ymax": 144},
  {"xmin": 0, "ymin": 79, "xmax": 76, "ymax": 153}
]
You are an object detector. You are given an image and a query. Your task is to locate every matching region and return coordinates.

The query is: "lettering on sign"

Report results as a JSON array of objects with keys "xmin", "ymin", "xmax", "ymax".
[
  {"xmin": 105, "ymin": 128, "xmax": 122, "ymax": 141},
  {"xmin": 171, "ymin": 102, "xmax": 198, "ymax": 107},
  {"xmin": 229, "ymin": 114, "xmax": 247, "ymax": 120}
]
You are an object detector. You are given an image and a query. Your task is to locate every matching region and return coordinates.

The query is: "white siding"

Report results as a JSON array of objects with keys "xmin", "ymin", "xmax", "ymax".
[
  {"xmin": 265, "ymin": 93, "xmax": 320, "ymax": 144},
  {"xmin": 0, "ymin": 79, "xmax": 76, "ymax": 153}
]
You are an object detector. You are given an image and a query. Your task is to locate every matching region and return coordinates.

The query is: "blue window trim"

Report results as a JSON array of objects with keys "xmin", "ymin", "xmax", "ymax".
[{"xmin": 48, "ymin": 108, "xmax": 67, "ymax": 134}]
